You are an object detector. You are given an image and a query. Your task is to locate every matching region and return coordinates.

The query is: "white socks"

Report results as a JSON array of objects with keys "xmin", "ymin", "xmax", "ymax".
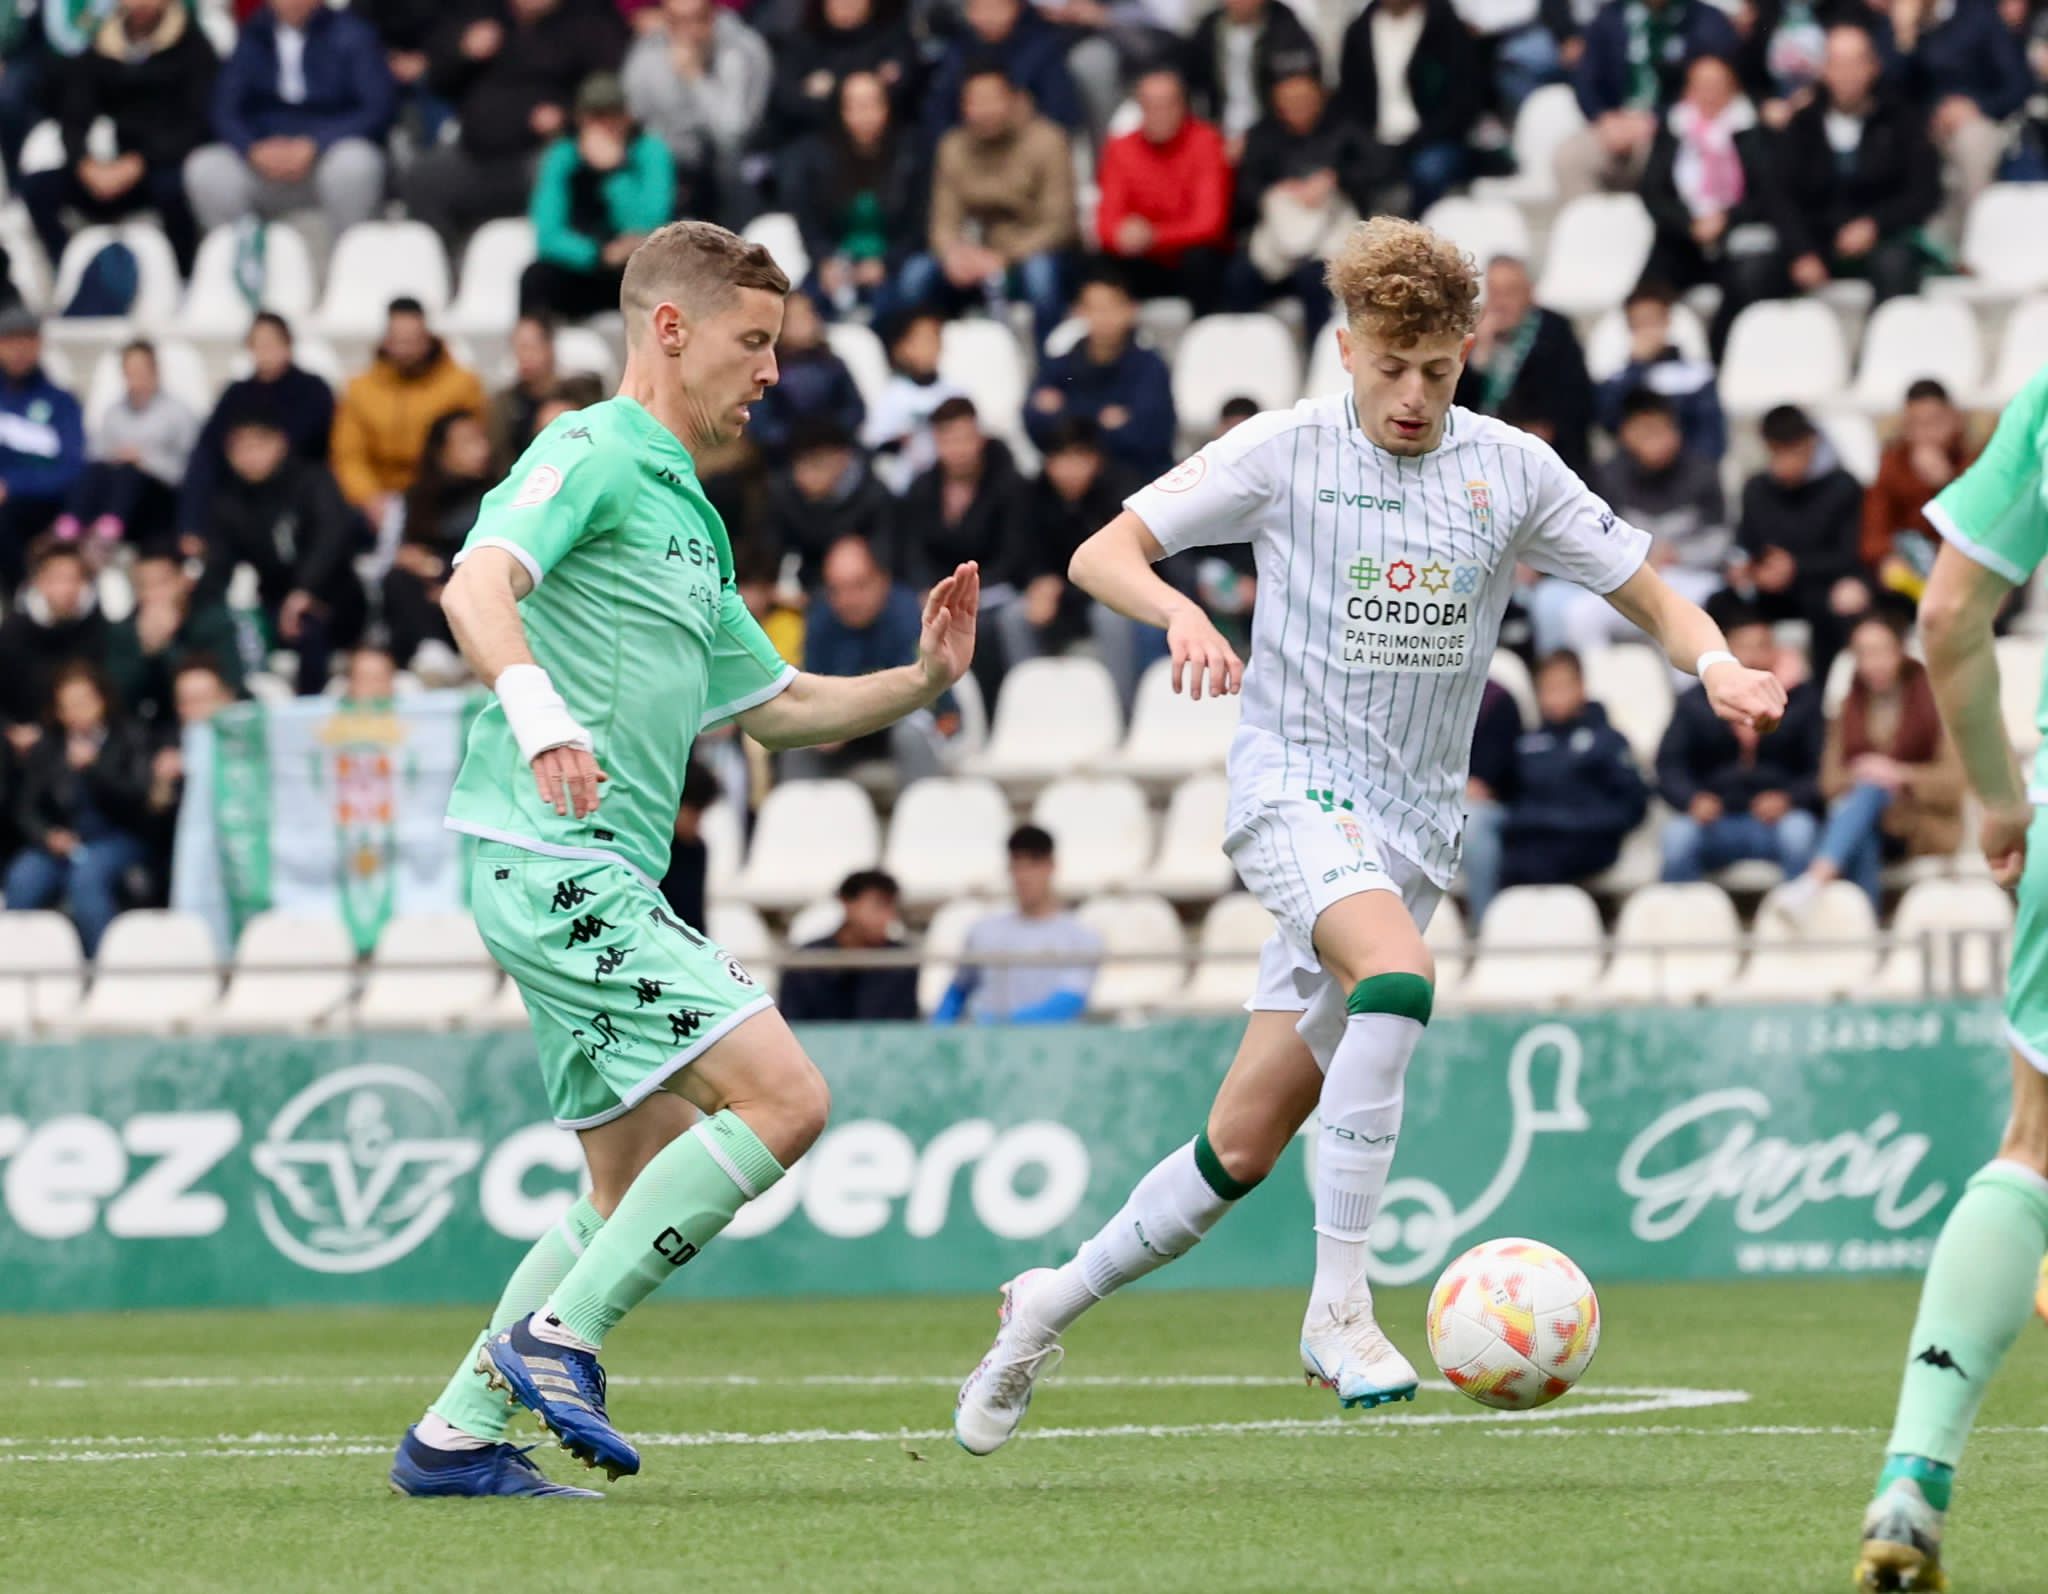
[
  {"xmin": 529, "ymin": 1306, "xmax": 599, "ymax": 1354},
  {"xmin": 415, "ymin": 1411, "xmax": 493, "ymax": 1451}
]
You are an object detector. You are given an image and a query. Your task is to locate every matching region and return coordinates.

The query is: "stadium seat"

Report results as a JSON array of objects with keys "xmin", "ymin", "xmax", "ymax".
[
  {"xmin": 701, "ymin": 798, "xmax": 744, "ymax": 904},
  {"xmin": 1718, "ymin": 300, "xmax": 1850, "ymax": 414},
  {"xmin": 881, "ymin": 776, "xmax": 1013, "ymax": 906},
  {"xmin": 1143, "ymin": 772, "xmax": 1235, "ymax": 899},
  {"xmin": 182, "ymin": 222, "xmax": 318, "ymax": 337},
  {"xmin": 1472, "ymin": 82, "xmax": 1585, "ymax": 204},
  {"xmin": 554, "ymin": 325, "xmax": 619, "ymax": 386},
  {"xmin": 824, "ymin": 321, "xmax": 890, "ymax": 411},
  {"xmin": 1817, "ymin": 410, "xmax": 1880, "ymax": 485},
  {"xmin": 0, "ymin": 911, "xmax": 84, "ymax": 1035},
  {"xmin": 1586, "ymin": 807, "xmax": 1664, "ymax": 897},
  {"xmin": 706, "ymin": 900, "xmax": 777, "ymax": 977},
  {"xmin": 916, "ymin": 895, "xmax": 993, "ymax": 1015},
  {"xmin": 1418, "ymin": 196, "xmax": 1530, "ymax": 270},
  {"xmin": 1099, "ymin": 656, "xmax": 1239, "ymax": 782},
  {"xmin": 785, "ymin": 897, "xmax": 846, "ymax": 947},
  {"xmin": 312, "ymin": 222, "xmax": 453, "ymax": 340},
  {"xmin": 87, "ymin": 340, "xmax": 214, "ymax": 429},
  {"xmin": 938, "ymin": 319, "xmax": 1030, "ymax": 449},
  {"xmin": 1532, "ymin": 195, "xmax": 1652, "ymax": 317},
  {"xmin": 353, "ymin": 912, "xmax": 501, "ymax": 1029},
  {"xmin": 1033, "ymin": 775, "xmax": 1154, "ymax": 896},
  {"xmin": 198, "ymin": 911, "xmax": 355, "ymax": 1034},
  {"xmin": 1457, "ymin": 885, "xmax": 1604, "ymax": 1009},
  {"xmin": 1583, "ymin": 301, "xmax": 1709, "ymax": 382},
  {"xmin": 1305, "ymin": 320, "xmax": 1345, "ymax": 397},
  {"xmin": 1486, "ymin": 647, "xmax": 1535, "ymax": 729},
  {"xmin": 1171, "ymin": 891, "xmax": 1274, "ymax": 1012},
  {"xmin": 741, "ymin": 212, "xmax": 809, "ymax": 286},
  {"xmin": 283, "ymin": 335, "xmax": 346, "ymax": 393},
  {"xmin": 729, "ymin": 779, "xmax": 880, "ymax": 909},
  {"xmin": 1722, "ymin": 882, "xmax": 1878, "ymax": 1001},
  {"xmin": 1076, "ymin": 891, "xmax": 1185, "ymax": 1013},
  {"xmin": 1580, "ymin": 642, "xmax": 1672, "ymax": 767},
  {"xmin": 1593, "ymin": 882, "xmax": 1741, "ymax": 1005},
  {"xmin": 73, "ymin": 910, "xmax": 220, "ymax": 1035},
  {"xmin": 444, "ymin": 218, "xmax": 537, "ymax": 338},
  {"xmin": 479, "ymin": 972, "xmax": 530, "ymax": 1028},
  {"xmin": 49, "ymin": 222, "xmax": 184, "ymax": 327},
  {"xmin": 1934, "ymin": 184, "xmax": 2048, "ymax": 302},
  {"xmin": 1851, "ymin": 296, "xmax": 1982, "ymax": 414},
  {"xmin": 962, "ymin": 656, "xmax": 1122, "ymax": 786},
  {"xmin": 1424, "ymin": 895, "xmax": 1467, "ymax": 1004},
  {"xmin": 1173, "ymin": 314, "xmax": 1302, "ymax": 430},
  {"xmin": 1873, "ymin": 877, "xmax": 2014, "ymax": 998},
  {"xmin": 1990, "ymin": 296, "xmax": 2048, "ymax": 404},
  {"xmin": 1996, "ymin": 635, "xmax": 2044, "ymax": 754}
]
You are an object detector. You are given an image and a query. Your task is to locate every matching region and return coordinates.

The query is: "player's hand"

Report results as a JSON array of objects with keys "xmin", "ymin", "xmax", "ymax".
[
  {"xmin": 1982, "ymin": 799, "xmax": 2031, "ymax": 889},
  {"xmin": 918, "ymin": 561, "xmax": 979, "ymax": 691},
  {"xmin": 1702, "ymin": 658, "xmax": 1786, "ymax": 734},
  {"xmin": 1165, "ymin": 604, "xmax": 1242, "ymax": 701},
  {"xmin": 531, "ymin": 745, "xmax": 608, "ymax": 819}
]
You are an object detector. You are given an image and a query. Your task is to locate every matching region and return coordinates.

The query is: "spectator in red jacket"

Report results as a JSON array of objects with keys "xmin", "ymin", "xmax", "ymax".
[{"xmin": 1094, "ymin": 65, "xmax": 1231, "ymax": 311}]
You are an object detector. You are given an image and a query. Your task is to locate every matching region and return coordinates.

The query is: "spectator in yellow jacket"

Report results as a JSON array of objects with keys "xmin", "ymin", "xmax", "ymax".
[{"xmin": 330, "ymin": 296, "xmax": 486, "ymax": 525}]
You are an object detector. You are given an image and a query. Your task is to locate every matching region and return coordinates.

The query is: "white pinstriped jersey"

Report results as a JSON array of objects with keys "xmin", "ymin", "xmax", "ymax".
[{"xmin": 1125, "ymin": 395, "xmax": 1653, "ymax": 885}]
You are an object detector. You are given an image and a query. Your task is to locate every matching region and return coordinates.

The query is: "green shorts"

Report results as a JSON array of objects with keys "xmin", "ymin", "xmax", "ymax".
[
  {"xmin": 472, "ymin": 841, "xmax": 774, "ymax": 1128},
  {"xmin": 2006, "ymin": 810, "xmax": 2048, "ymax": 1074}
]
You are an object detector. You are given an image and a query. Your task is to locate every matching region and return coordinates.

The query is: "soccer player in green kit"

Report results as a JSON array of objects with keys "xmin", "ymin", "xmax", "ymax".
[
  {"xmin": 1857, "ymin": 361, "xmax": 2048, "ymax": 1590},
  {"xmin": 387, "ymin": 221, "xmax": 981, "ymax": 1498}
]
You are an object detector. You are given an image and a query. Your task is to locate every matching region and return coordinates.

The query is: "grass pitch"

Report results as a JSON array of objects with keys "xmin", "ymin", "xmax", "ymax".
[{"xmin": 4, "ymin": 1280, "xmax": 2046, "ymax": 1593}]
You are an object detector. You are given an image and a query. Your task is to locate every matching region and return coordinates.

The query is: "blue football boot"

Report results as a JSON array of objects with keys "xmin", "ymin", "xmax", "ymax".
[
  {"xmin": 388, "ymin": 1426, "xmax": 603, "ymax": 1499},
  {"xmin": 478, "ymin": 1313, "xmax": 642, "ymax": 1481}
]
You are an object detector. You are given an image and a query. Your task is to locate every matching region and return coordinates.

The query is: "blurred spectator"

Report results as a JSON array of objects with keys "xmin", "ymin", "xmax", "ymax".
[
  {"xmin": 103, "ymin": 548, "xmax": 243, "ymax": 729},
  {"xmin": 778, "ymin": 867, "xmax": 921, "ymax": 1021},
  {"xmin": 1554, "ymin": 0, "xmax": 1738, "ymax": 198},
  {"xmin": 1456, "ymin": 0, "xmax": 1568, "ymax": 116},
  {"xmin": 331, "ymin": 297, "xmax": 488, "ymax": 522},
  {"xmin": 1186, "ymin": 0, "xmax": 1322, "ymax": 150},
  {"xmin": 926, "ymin": 0, "xmax": 1082, "ymax": 137},
  {"xmin": 1225, "ymin": 69, "xmax": 1379, "ymax": 344},
  {"xmin": 1027, "ymin": 264, "xmax": 1176, "ymax": 480},
  {"xmin": 1893, "ymin": 0, "xmax": 2028, "ymax": 242},
  {"xmin": 487, "ymin": 312, "xmax": 559, "ymax": 461},
  {"xmin": 1338, "ymin": 0, "xmax": 1483, "ymax": 214},
  {"xmin": 340, "ymin": 641, "xmax": 398, "ymax": 704},
  {"xmin": 0, "ymin": 9, "xmax": 51, "ymax": 183},
  {"xmin": 1732, "ymin": 404, "xmax": 1869, "ymax": 676},
  {"xmin": 734, "ymin": 540, "xmax": 805, "ymax": 663},
  {"xmin": 1637, "ymin": 53, "xmax": 1790, "ymax": 358},
  {"xmin": 180, "ymin": 312, "xmax": 334, "ymax": 544},
  {"xmin": 0, "ymin": 539, "xmax": 106, "ymax": 745},
  {"xmin": 1459, "ymin": 676, "xmax": 1523, "ymax": 924},
  {"xmin": 0, "ymin": 310, "xmax": 86, "ymax": 594},
  {"xmin": 1455, "ymin": 256, "xmax": 1593, "ymax": 476},
  {"xmin": 58, "ymin": 340, "xmax": 196, "ymax": 554},
  {"xmin": 622, "ymin": 0, "xmax": 770, "ymax": 216},
  {"xmin": 933, "ymin": 823, "xmax": 1101, "ymax": 1023},
  {"xmin": 405, "ymin": 0, "xmax": 629, "ymax": 243},
  {"xmin": 909, "ymin": 62, "xmax": 1075, "ymax": 345},
  {"xmin": 382, "ymin": 409, "xmax": 493, "ymax": 677},
  {"xmin": 768, "ymin": 0, "xmax": 919, "ymax": 145},
  {"xmin": 1656, "ymin": 601, "xmax": 1822, "ymax": 881},
  {"xmin": 763, "ymin": 421, "xmax": 896, "ymax": 588},
  {"xmin": 521, "ymin": 73, "xmax": 675, "ymax": 320},
  {"xmin": 783, "ymin": 70, "xmax": 927, "ymax": 321},
  {"xmin": 184, "ymin": 0, "xmax": 394, "ymax": 236},
  {"xmin": 1863, "ymin": 377, "xmax": 1975, "ymax": 603},
  {"xmin": 861, "ymin": 307, "xmax": 965, "ymax": 492},
  {"xmin": 533, "ymin": 372, "xmax": 606, "ymax": 433},
  {"xmin": 782, "ymin": 533, "xmax": 952, "ymax": 781},
  {"xmin": 1779, "ymin": 23, "xmax": 1939, "ymax": 305},
  {"xmin": 352, "ymin": 0, "xmax": 453, "ymax": 143},
  {"xmin": 658, "ymin": 756, "xmax": 721, "ymax": 931},
  {"xmin": 1094, "ymin": 66, "xmax": 1231, "ymax": 308},
  {"xmin": 1776, "ymin": 609, "xmax": 1961, "ymax": 913},
  {"xmin": 1592, "ymin": 281, "xmax": 1726, "ymax": 460},
  {"xmin": 747, "ymin": 288, "xmax": 866, "ymax": 462},
  {"xmin": 24, "ymin": 0, "xmax": 215, "ymax": 275},
  {"xmin": 201, "ymin": 415, "xmax": 367, "ymax": 695},
  {"xmin": 171, "ymin": 654, "xmax": 236, "ymax": 730},
  {"xmin": 1735, "ymin": 0, "xmax": 1831, "ymax": 126},
  {"xmin": 1464, "ymin": 650, "xmax": 1648, "ymax": 919}
]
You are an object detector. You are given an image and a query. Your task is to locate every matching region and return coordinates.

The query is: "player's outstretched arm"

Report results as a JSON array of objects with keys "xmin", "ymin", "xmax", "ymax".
[
  {"xmin": 1920, "ymin": 543, "xmax": 2030, "ymax": 884},
  {"xmin": 1601, "ymin": 562, "xmax": 1787, "ymax": 733},
  {"xmin": 738, "ymin": 563, "xmax": 981, "ymax": 750},
  {"xmin": 1070, "ymin": 511, "xmax": 1241, "ymax": 700}
]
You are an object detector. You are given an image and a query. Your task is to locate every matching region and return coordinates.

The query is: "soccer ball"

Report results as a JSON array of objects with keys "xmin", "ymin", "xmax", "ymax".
[{"xmin": 1424, "ymin": 1237, "xmax": 1601, "ymax": 1411}]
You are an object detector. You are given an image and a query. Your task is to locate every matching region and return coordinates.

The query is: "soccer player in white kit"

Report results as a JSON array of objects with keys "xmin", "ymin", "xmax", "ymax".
[{"xmin": 953, "ymin": 216, "xmax": 1789, "ymax": 1454}]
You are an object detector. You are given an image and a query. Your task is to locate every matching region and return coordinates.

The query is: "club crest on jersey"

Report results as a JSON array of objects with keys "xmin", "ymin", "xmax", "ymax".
[
  {"xmin": 1152, "ymin": 455, "xmax": 1208, "ymax": 494},
  {"xmin": 1466, "ymin": 479, "xmax": 1492, "ymax": 535}
]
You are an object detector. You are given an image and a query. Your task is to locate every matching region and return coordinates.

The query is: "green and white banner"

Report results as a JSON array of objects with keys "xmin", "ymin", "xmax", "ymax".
[
  {"xmin": 172, "ymin": 692, "xmax": 481, "ymax": 954},
  {"xmin": 0, "ymin": 1004, "xmax": 2016, "ymax": 1313}
]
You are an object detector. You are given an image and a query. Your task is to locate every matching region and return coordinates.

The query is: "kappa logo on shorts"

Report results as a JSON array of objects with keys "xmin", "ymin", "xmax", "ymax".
[
  {"xmin": 632, "ymin": 977, "xmax": 669, "ymax": 1007},
  {"xmin": 564, "ymin": 914, "xmax": 613, "ymax": 948},
  {"xmin": 511, "ymin": 464, "xmax": 565, "ymax": 507},
  {"xmin": 549, "ymin": 879, "xmax": 596, "ymax": 913},
  {"xmin": 591, "ymin": 944, "xmax": 633, "ymax": 982},
  {"xmin": 669, "ymin": 1006, "xmax": 713, "ymax": 1043}
]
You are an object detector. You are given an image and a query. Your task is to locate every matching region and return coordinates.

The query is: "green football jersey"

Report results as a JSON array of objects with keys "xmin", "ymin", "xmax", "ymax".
[{"xmin": 445, "ymin": 396, "xmax": 792, "ymax": 883}]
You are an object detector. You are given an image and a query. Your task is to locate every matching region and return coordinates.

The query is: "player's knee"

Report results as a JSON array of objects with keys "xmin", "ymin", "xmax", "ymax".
[{"xmin": 773, "ymin": 1061, "xmax": 832, "ymax": 1158}]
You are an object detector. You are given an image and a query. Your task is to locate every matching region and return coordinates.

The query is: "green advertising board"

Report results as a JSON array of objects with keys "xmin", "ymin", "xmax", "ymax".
[{"xmin": 0, "ymin": 1002, "xmax": 2015, "ymax": 1313}]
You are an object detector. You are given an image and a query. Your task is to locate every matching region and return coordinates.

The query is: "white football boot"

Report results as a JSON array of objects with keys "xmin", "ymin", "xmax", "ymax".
[
  {"xmin": 1300, "ymin": 1301, "xmax": 1421, "ymax": 1410},
  {"xmin": 954, "ymin": 1269, "xmax": 1066, "ymax": 1455}
]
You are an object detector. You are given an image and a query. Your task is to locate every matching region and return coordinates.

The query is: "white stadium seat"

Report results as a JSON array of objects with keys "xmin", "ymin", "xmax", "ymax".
[
  {"xmin": 1424, "ymin": 896, "xmax": 1468, "ymax": 1004},
  {"xmin": 87, "ymin": 340, "xmax": 214, "ymax": 430},
  {"xmin": 182, "ymin": 221, "xmax": 318, "ymax": 337},
  {"xmin": 444, "ymin": 218, "xmax": 537, "ymax": 338},
  {"xmin": 1996, "ymin": 635, "xmax": 2044, "ymax": 755},
  {"xmin": 702, "ymin": 798, "xmax": 744, "ymax": 904},
  {"xmin": 0, "ymin": 911, "xmax": 85, "ymax": 1035},
  {"xmin": 1722, "ymin": 882, "xmax": 1878, "ymax": 1002},
  {"xmin": 74, "ymin": 911, "xmax": 220, "ymax": 1035},
  {"xmin": 1533, "ymin": 195, "xmax": 1652, "ymax": 317},
  {"xmin": 706, "ymin": 901, "xmax": 777, "ymax": 976},
  {"xmin": 1457, "ymin": 885, "xmax": 1604, "ymax": 1009},
  {"xmin": 1172, "ymin": 892, "xmax": 1274, "ymax": 1012},
  {"xmin": 1594, "ymin": 882, "xmax": 1741, "ymax": 1005},
  {"xmin": 554, "ymin": 325, "xmax": 619, "ymax": 386},
  {"xmin": 355, "ymin": 912, "xmax": 501, "ymax": 1029},
  {"xmin": 480, "ymin": 973, "xmax": 530, "ymax": 1028},
  {"xmin": 1144, "ymin": 772, "xmax": 1236, "ymax": 900},
  {"xmin": 825, "ymin": 321, "xmax": 890, "ymax": 411},
  {"xmin": 1173, "ymin": 313, "xmax": 1302, "ymax": 430},
  {"xmin": 198, "ymin": 911, "xmax": 355, "ymax": 1034},
  {"xmin": 1818, "ymin": 410, "xmax": 1881, "ymax": 485},
  {"xmin": 1935, "ymin": 184, "xmax": 2048, "ymax": 302},
  {"xmin": 1873, "ymin": 877, "xmax": 2015, "ymax": 998},
  {"xmin": 1718, "ymin": 300, "xmax": 1850, "ymax": 414},
  {"xmin": 1583, "ymin": 301, "xmax": 1709, "ymax": 382},
  {"xmin": 741, "ymin": 211, "xmax": 809, "ymax": 286},
  {"xmin": 917, "ymin": 895, "xmax": 994, "ymax": 1015},
  {"xmin": 49, "ymin": 222, "xmax": 184, "ymax": 325},
  {"xmin": 785, "ymin": 897, "xmax": 846, "ymax": 948},
  {"xmin": 1099, "ymin": 657, "xmax": 1239, "ymax": 782},
  {"xmin": 1305, "ymin": 319, "xmax": 1345, "ymax": 397},
  {"xmin": 1076, "ymin": 891, "xmax": 1185, "ymax": 1014},
  {"xmin": 881, "ymin": 776, "xmax": 1013, "ymax": 906},
  {"xmin": 1580, "ymin": 643, "xmax": 1672, "ymax": 768},
  {"xmin": 1419, "ymin": 196, "xmax": 1530, "ymax": 270},
  {"xmin": 1033, "ymin": 775, "xmax": 1154, "ymax": 897},
  {"xmin": 939, "ymin": 319, "xmax": 1031, "ymax": 451},
  {"xmin": 729, "ymin": 779, "xmax": 880, "ymax": 909},
  {"xmin": 1851, "ymin": 296, "xmax": 1982, "ymax": 414},
  {"xmin": 284, "ymin": 335, "xmax": 347, "ymax": 393},
  {"xmin": 1991, "ymin": 296, "xmax": 2048, "ymax": 404},
  {"xmin": 1472, "ymin": 83, "xmax": 1584, "ymax": 204},
  {"xmin": 313, "ymin": 222, "xmax": 452, "ymax": 339},
  {"xmin": 1486, "ymin": 648, "xmax": 1536, "ymax": 729},
  {"xmin": 962, "ymin": 656, "xmax": 1122, "ymax": 786}
]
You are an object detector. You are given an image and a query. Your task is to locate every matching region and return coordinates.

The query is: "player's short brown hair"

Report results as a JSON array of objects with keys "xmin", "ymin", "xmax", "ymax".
[
  {"xmin": 620, "ymin": 220, "xmax": 790, "ymax": 336},
  {"xmin": 1324, "ymin": 216, "xmax": 1481, "ymax": 348}
]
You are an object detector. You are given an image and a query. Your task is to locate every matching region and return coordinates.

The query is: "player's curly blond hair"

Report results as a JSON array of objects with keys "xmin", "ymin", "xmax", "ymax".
[{"xmin": 1324, "ymin": 217, "xmax": 1481, "ymax": 347}]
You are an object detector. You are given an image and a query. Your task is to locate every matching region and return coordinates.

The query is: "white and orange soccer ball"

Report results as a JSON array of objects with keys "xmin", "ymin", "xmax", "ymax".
[{"xmin": 1424, "ymin": 1237, "xmax": 1601, "ymax": 1411}]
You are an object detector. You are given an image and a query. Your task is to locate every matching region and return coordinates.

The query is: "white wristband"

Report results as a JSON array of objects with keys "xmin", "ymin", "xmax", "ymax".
[
  {"xmin": 495, "ymin": 664, "xmax": 593, "ymax": 765},
  {"xmin": 1696, "ymin": 649, "xmax": 1738, "ymax": 681}
]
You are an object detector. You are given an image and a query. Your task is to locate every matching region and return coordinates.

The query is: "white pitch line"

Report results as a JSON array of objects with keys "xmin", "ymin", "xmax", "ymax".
[{"xmin": 14, "ymin": 1373, "xmax": 1727, "ymax": 1394}]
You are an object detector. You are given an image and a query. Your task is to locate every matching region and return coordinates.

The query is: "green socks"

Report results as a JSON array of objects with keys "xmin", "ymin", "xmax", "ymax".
[
  {"xmin": 430, "ymin": 1194, "xmax": 606, "ymax": 1441},
  {"xmin": 546, "ymin": 1110, "xmax": 785, "ymax": 1347},
  {"xmin": 1883, "ymin": 1159, "xmax": 2048, "ymax": 1479}
]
